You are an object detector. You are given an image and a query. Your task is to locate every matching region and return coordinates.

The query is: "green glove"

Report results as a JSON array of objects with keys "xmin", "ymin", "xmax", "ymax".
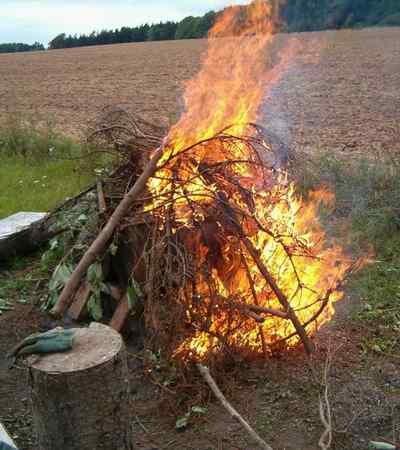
[
  {"xmin": 369, "ymin": 441, "xmax": 397, "ymax": 450},
  {"xmin": 1, "ymin": 328, "xmax": 74, "ymax": 370}
]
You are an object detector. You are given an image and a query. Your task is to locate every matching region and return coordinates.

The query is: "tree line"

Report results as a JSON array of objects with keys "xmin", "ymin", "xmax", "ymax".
[
  {"xmin": 1, "ymin": 1, "xmax": 399, "ymax": 53},
  {"xmin": 282, "ymin": 0, "xmax": 400, "ymax": 31},
  {"xmin": 0, "ymin": 42, "xmax": 44, "ymax": 54},
  {"xmin": 46, "ymin": 0, "xmax": 400, "ymax": 50},
  {"xmin": 48, "ymin": 11, "xmax": 217, "ymax": 49}
]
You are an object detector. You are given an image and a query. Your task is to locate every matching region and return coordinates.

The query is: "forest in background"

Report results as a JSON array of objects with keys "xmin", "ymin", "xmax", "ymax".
[
  {"xmin": 1, "ymin": 0, "xmax": 400, "ymax": 53},
  {"xmin": 0, "ymin": 42, "xmax": 45, "ymax": 53}
]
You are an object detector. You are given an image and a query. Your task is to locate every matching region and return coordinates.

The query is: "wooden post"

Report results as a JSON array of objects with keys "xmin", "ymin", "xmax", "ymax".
[{"xmin": 29, "ymin": 323, "xmax": 133, "ymax": 450}]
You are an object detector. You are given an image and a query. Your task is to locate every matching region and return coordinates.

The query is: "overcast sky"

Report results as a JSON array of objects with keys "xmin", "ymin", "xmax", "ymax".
[{"xmin": 0, "ymin": 1, "xmax": 249, "ymax": 44}]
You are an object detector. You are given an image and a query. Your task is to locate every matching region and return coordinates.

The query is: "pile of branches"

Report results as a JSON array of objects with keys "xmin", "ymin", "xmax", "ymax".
[{"xmin": 50, "ymin": 108, "xmax": 346, "ymax": 365}]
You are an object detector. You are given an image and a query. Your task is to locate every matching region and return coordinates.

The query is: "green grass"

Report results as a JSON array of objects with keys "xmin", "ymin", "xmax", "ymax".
[
  {"xmin": 295, "ymin": 151, "xmax": 400, "ymax": 354},
  {"xmin": 0, "ymin": 156, "xmax": 93, "ymax": 218},
  {"xmin": 296, "ymin": 153, "xmax": 400, "ymax": 252},
  {"xmin": 0, "ymin": 115, "xmax": 105, "ymax": 218}
]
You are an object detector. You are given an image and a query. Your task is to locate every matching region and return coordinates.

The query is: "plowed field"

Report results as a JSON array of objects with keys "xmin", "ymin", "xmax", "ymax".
[{"xmin": 0, "ymin": 28, "xmax": 399, "ymax": 154}]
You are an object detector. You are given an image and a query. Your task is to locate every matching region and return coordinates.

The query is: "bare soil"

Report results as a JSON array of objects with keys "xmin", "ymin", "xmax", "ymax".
[
  {"xmin": 0, "ymin": 39, "xmax": 206, "ymax": 138},
  {"xmin": 1, "ymin": 286, "xmax": 399, "ymax": 450},
  {"xmin": 0, "ymin": 28, "xmax": 399, "ymax": 156}
]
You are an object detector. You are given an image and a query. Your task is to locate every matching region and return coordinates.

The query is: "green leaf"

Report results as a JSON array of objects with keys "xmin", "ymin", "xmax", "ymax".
[
  {"xmin": 87, "ymin": 294, "xmax": 103, "ymax": 321},
  {"xmin": 77, "ymin": 213, "xmax": 88, "ymax": 223},
  {"xmin": 127, "ymin": 279, "xmax": 143, "ymax": 309},
  {"xmin": 0, "ymin": 300, "xmax": 13, "ymax": 312},
  {"xmin": 127, "ymin": 286, "xmax": 138, "ymax": 309},
  {"xmin": 110, "ymin": 243, "xmax": 118, "ymax": 256},
  {"xmin": 49, "ymin": 238, "xmax": 59, "ymax": 250},
  {"xmin": 175, "ymin": 413, "xmax": 190, "ymax": 430},
  {"xmin": 87, "ymin": 262, "xmax": 103, "ymax": 285},
  {"xmin": 101, "ymin": 283, "xmax": 112, "ymax": 295},
  {"xmin": 49, "ymin": 263, "xmax": 73, "ymax": 291},
  {"xmin": 44, "ymin": 290, "xmax": 59, "ymax": 309},
  {"xmin": 191, "ymin": 405, "xmax": 207, "ymax": 415}
]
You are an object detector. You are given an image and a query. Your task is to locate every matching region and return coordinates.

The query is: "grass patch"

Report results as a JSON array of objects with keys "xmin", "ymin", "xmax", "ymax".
[
  {"xmin": 0, "ymin": 253, "xmax": 47, "ymax": 313},
  {"xmin": 296, "ymin": 153, "xmax": 400, "ymax": 251},
  {"xmin": 295, "ymin": 151, "xmax": 400, "ymax": 352},
  {"xmin": 0, "ymin": 114, "xmax": 107, "ymax": 218},
  {"xmin": 0, "ymin": 156, "xmax": 93, "ymax": 218}
]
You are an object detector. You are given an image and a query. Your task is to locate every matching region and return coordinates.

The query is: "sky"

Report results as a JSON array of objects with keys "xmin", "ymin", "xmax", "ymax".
[{"xmin": 0, "ymin": 0, "xmax": 249, "ymax": 45}]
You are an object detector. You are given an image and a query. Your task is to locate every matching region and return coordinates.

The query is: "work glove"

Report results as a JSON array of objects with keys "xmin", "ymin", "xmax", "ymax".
[{"xmin": 0, "ymin": 327, "xmax": 74, "ymax": 370}]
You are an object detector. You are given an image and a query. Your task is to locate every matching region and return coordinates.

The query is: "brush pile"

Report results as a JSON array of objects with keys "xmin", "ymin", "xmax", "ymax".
[
  {"xmin": 47, "ymin": 107, "xmax": 352, "ymax": 367},
  {"xmin": 49, "ymin": 0, "xmax": 355, "ymax": 367}
]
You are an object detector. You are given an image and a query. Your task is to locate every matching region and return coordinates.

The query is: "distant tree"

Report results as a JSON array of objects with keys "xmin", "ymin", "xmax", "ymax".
[
  {"xmin": 49, "ymin": 33, "xmax": 67, "ymax": 49},
  {"xmin": 133, "ymin": 24, "xmax": 150, "ymax": 41},
  {"xmin": 175, "ymin": 11, "xmax": 216, "ymax": 40},
  {"xmin": 198, "ymin": 11, "xmax": 217, "ymax": 36},
  {"xmin": 175, "ymin": 16, "xmax": 200, "ymax": 39},
  {"xmin": 0, "ymin": 42, "xmax": 45, "ymax": 53},
  {"xmin": 148, "ymin": 21, "xmax": 178, "ymax": 41}
]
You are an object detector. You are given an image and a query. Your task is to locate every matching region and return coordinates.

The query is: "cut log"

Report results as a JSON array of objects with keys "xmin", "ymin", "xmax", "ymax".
[
  {"xmin": 0, "ymin": 212, "xmax": 58, "ymax": 262},
  {"xmin": 29, "ymin": 323, "xmax": 133, "ymax": 450}
]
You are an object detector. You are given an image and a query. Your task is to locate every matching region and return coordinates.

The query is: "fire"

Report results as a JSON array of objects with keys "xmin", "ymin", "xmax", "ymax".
[{"xmin": 145, "ymin": 1, "xmax": 353, "ymax": 361}]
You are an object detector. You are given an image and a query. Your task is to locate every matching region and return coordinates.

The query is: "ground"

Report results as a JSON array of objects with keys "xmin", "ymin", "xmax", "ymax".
[
  {"xmin": 0, "ymin": 28, "xmax": 399, "ymax": 155},
  {"xmin": 1, "ymin": 27, "xmax": 400, "ymax": 450},
  {"xmin": 1, "ymin": 271, "xmax": 399, "ymax": 450}
]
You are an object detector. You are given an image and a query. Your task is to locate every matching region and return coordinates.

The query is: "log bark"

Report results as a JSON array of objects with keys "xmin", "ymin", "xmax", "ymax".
[
  {"xmin": 50, "ymin": 140, "xmax": 166, "ymax": 318},
  {"xmin": 0, "ymin": 217, "xmax": 63, "ymax": 262},
  {"xmin": 29, "ymin": 323, "xmax": 133, "ymax": 450}
]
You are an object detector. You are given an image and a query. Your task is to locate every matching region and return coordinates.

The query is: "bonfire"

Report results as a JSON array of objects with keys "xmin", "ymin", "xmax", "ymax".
[{"xmin": 51, "ymin": 0, "xmax": 356, "ymax": 367}]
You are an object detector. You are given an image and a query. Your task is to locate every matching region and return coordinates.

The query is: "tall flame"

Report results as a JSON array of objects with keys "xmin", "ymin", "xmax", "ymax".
[{"xmin": 146, "ymin": 1, "xmax": 353, "ymax": 361}]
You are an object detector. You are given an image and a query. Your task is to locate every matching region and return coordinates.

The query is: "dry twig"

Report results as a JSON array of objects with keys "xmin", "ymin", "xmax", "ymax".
[{"xmin": 197, "ymin": 363, "xmax": 274, "ymax": 450}]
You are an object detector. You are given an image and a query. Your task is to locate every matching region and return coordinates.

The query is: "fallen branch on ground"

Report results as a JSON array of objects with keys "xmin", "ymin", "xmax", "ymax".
[{"xmin": 197, "ymin": 363, "xmax": 274, "ymax": 450}]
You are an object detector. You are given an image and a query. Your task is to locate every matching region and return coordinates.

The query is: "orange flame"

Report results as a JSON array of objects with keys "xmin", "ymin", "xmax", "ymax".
[{"xmin": 146, "ymin": 1, "xmax": 354, "ymax": 360}]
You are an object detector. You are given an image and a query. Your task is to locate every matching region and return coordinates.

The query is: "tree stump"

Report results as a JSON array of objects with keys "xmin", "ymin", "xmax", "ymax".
[{"xmin": 29, "ymin": 323, "xmax": 133, "ymax": 450}]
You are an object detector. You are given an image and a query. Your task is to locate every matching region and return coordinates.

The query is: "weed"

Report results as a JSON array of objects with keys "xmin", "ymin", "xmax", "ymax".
[
  {"xmin": 0, "ymin": 114, "xmax": 109, "ymax": 218},
  {"xmin": 0, "ymin": 253, "xmax": 47, "ymax": 309},
  {"xmin": 295, "ymin": 152, "xmax": 400, "ymax": 354}
]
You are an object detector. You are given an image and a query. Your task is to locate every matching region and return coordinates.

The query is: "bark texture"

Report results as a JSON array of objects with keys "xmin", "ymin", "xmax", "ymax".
[
  {"xmin": 29, "ymin": 323, "xmax": 133, "ymax": 450},
  {"xmin": 0, "ymin": 217, "xmax": 59, "ymax": 261}
]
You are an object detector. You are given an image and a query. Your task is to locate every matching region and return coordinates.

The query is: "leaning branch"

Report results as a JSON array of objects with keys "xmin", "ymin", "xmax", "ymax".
[{"xmin": 50, "ymin": 139, "xmax": 167, "ymax": 317}]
